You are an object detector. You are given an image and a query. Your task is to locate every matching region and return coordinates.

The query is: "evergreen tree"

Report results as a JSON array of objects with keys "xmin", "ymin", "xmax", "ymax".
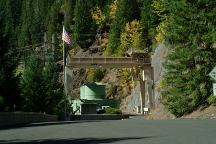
[
  {"xmin": 106, "ymin": 0, "xmax": 140, "ymax": 55},
  {"xmin": 0, "ymin": 0, "xmax": 22, "ymax": 111},
  {"xmin": 20, "ymin": 55, "xmax": 44, "ymax": 112},
  {"xmin": 118, "ymin": 20, "xmax": 143, "ymax": 56},
  {"xmin": 46, "ymin": 1, "xmax": 64, "ymax": 61},
  {"xmin": 64, "ymin": 0, "xmax": 76, "ymax": 29},
  {"xmin": 159, "ymin": 0, "xmax": 216, "ymax": 116},
  {"xmin": 20, "ymin": 54, "xmax": 64, "ymax": 114},
  {"xmin": 140, "ymin": 0, "xmax": 160, "ymax": 49},
  {"xmin": 18, "ymin": 0, "xmax": 55, "ymax": 47},
  {"xmin": 18, "ymin": 0, "xmax": 34, "ymax": 47},
  {"xmin": 73, "ymin": 0, "xmax": 97, "ymax": 48},
  {"xmin": 42, "ymin": 57, "xmax": 64, "ymax": 114}
]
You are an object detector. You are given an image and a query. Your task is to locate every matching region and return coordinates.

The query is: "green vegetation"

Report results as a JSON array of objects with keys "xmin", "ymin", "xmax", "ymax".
[
  {"xmin": 20, "ymin": 55, "xmax": 64, "ymax": 114},
  {"xmin": 105, "ymin": 107, "xmax": 122, "ymax": 114},
  {"xmin": 157, "ymin": 0, "xmax": 216, "ymax": 116},
  {"xmin": 74, "ymin": 0, "xmax": 97, "ymax": 47},
  {"xmin": 106, "ymin": 0, "xmax": 140, "ymax": 55},
  {"xmin": 107, "ymin": 83, "xmax": 117, "ymax": 98},
  {"xmin": 0, "ymin": 0, "xmax": 215, "ymax": 117},
  {"xmin": 87, "ymin": 68, "xmax": 106, "ymax": 83},
  {"xmin": 0, "ymin": 0, "xmax": 21, "ymax": 111},
  {"xmin": 0, "ymin": 0, "xmax": 65, "ymax": 113},
  {"xmin": 207, "ymin": 95, "xmax": 216, "ymax": 105}
]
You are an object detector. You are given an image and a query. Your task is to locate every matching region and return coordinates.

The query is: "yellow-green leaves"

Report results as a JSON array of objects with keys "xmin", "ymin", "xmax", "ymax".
[
  {"xmin": 118, "ymin": 20, "xmax": 143, "ymax": 56},
  {"xmin": 92, "ymin": 6, "xmax": 106, "ymax": 26}
]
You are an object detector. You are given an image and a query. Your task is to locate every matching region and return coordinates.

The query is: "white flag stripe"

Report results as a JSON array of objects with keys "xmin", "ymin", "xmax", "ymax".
[{"xmin": 62, "ymin": 27, "xmax": 72, "ymax": 45}]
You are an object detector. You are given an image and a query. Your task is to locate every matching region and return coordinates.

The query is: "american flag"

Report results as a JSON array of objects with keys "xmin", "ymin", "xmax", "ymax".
[{"xmin": 62, "ymin": 26, "xmax": 72, "ymax": 45}]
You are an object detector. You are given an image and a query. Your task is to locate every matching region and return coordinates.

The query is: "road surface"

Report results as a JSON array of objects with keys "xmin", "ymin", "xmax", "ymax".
[{"xmin": 0, "ymin": 116, "xmax": 215, "ymax": 144}]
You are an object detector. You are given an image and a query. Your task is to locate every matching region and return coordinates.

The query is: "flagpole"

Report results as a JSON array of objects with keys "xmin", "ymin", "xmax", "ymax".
[
  {"xmin": 62, "ymin": 26, "xmax": 72, "ymax": 119},
  {"xmin": 63, "ymin": 35, "xmax": 67, "ymax": 115}
]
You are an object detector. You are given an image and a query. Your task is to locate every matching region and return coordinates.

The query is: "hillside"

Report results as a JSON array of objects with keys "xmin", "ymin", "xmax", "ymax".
[
  {"xmin": 146, "ymin": 104, "xmax": 216, "ymax": 120},
  {"xmin": 0, "ymin": 0, "xmax": 216, "ymax": 116}
]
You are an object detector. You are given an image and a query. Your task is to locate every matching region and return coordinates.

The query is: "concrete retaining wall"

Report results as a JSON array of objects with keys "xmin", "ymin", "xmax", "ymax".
[
  {"xmin": 0, "ymin": 112, "xmax": 58, "ymax": 128},
  {"xmin": 70, "ymin": 114, "xmax": 130, "ymax": 121}
]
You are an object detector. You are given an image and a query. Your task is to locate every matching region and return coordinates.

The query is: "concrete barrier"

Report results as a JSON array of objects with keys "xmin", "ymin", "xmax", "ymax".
[
  {"xmin": 70, "ymin": 114, "xmax": 130, "ymax": 121},
  {"xmin": 0, "ymin": 112, "xmax": 58, "ymax": 128}
]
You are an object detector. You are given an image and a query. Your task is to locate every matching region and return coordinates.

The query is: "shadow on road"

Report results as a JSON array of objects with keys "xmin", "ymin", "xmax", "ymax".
[
  {"xmin": 0, "ymin": 120, "xmax": 104, "ymax": 130},
  {"xmin": 0, "ymin": 137, "xmax": 156, "ymax": 144}
]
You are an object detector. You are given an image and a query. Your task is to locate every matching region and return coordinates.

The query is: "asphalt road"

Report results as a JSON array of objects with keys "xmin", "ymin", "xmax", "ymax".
[{"xmin": 0, "ymin": 116, "xmax": 216, "ymax": 144}]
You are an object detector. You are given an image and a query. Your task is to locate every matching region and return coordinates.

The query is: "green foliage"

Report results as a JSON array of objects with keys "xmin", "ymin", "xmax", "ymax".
[
  {"xmin": 91, "ymin": 6, "xmax": 106, "ymax": 26},
  {"xmin": 105, "ymin": 107, "xmax": 122, "ymax": 114},
  {"xmin": 159, "ymin": 0, "xmax": 216, "ymax": 116},
  {"xmin": 106, "ymin": 0, "xmax": 140, "ymax": 55},
  {"xmin": 20, "ymin": 55, "xmax": 44, "ymax": 112},
  {"xmin": 1, "ymin": 0, "xmax": 215, "ymax": 116},
  {"xmin": 73, "ymin": 0, "xmax": 97, "ymax": 47},
  {"xmin": 108, "ymin": 0, "xmax": 118, "ymax": 21},
  {"xmin": 163, "ymin": 91, "xmax": 193, "ymax": 117},
  {"xmin": 107, "ymin": 83, "xmax": 117, "ymax": 97},
  {"xmin": 46, "ymin": 1, "xmax": 64, "ymax": 61},
  {"xmin": 87, "ymin": 68, "xmax": 106, "ymax": 82},
  {"xmin": 42, "ymin": 57, "xmax": 64, "ymax": 114},
  {"xmin": 0, "ymin": 0, "xmax": 21, "ymax": 111},
  {"xmin": 0, "ymin": 96, "xmax": 4, "ymax": 109},
  {"xmin": 118, "ymin": 20, "xmax": 143, "ymax": 56},
  {"xmin": 140, "ymin": 0, "xmax": 160, "ymax": 48},
  {"xmin": 63, "ymin": 0, "xmax": 76, "ymax": 29},
  {"xmin": 18, "ymin": 0, "xmax": 63, "ymax": 60},
  {"xmin": 207, "ymin": 95, "xmax": 216, "ymax": 105},
  {"xmin": 20, "ymin": 55, "xmax": 64, "ymax": 114}
]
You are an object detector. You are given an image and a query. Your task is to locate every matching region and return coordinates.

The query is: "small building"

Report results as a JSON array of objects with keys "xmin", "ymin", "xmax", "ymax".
[{"xmin": 72, "ymin": 83, "xmax": 119, "ymax": 115}]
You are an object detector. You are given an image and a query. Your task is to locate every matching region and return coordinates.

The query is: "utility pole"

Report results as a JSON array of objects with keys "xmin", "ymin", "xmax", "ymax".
[
  {"xmin": 52, "ymin": 34, "xmax": 55, "ymax": 61},
  {"xmin": 44, "ymin": 32, "xmax": 47, "ymax": 65}
]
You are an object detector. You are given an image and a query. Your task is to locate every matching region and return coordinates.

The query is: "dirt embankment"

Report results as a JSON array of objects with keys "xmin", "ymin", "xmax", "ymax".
[
  {"xmin": 181, "ymin": 105, "xmax": 216, "ymax": 119},
  {"xmin": 145, "ymin": 104, "xmax": 216, "ymax": 120},
  {"xmin": 145, "ymin": 104, "xmax": 176, "ymax": 120}
]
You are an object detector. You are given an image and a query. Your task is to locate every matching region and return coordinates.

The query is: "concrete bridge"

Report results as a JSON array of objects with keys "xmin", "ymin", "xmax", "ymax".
[{"xmin": 65, "ymin": 54, "xmax": 154, "ymax": 114}]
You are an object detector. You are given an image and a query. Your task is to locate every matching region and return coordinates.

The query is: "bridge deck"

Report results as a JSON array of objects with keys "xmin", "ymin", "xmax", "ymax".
[{"xmin": 67, "ymin": 57, "xmax": 151, "ymax": 68}]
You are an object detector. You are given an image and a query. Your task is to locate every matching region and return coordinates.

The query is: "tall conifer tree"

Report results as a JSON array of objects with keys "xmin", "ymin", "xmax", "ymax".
[
  {"xmin": 106, "ymin": 0, "xmax": 140, "ymax": 55},
  {"xmin": 73, "ymin": 0, "xmax": 97, "ymax": 48},
  {"xmin": 0, "ymin": 0, "xmax": 22, "ymax": 111},
  {"xmin": 159, "ymin": 0, "xmax": 216, "ymax": 116}
]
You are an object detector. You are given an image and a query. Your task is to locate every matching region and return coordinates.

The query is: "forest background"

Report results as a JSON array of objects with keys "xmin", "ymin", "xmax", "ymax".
[{"xmin": 0, "ymin": 0, "xmax": 216, "ymax": 116}]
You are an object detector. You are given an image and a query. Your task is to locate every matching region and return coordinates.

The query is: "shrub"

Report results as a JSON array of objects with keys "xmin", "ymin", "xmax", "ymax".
[
  {"xmin": 0, "ymin": 96, "xmax": 4, "ymax": 105},
  {"xmin": 87, "ymin": 68, "xmax": 106, "ymax": 82},
  {"xmin": 167, "ymin": 95, "xmax": 193, "ymax": 117},
  {"xmin": 207, "ymin": 95, "xmax": 216, "ymax": 105},
  {"xmin": 107, "ymin": 83, "xmax": 117, "ymax": 97},
  {"xmin": 105, "ymin": 108, "xmax": 122, "ymax": 114}
]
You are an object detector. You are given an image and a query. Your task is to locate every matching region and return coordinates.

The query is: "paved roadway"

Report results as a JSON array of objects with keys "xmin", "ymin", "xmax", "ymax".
[{"xmin": 0, "ymin": 116, "xmax": 216, "ymax": 144}]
